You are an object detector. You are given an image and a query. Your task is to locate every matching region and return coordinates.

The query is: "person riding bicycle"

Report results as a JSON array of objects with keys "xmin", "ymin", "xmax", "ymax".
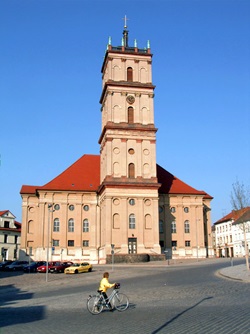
[{"xmin": 99, "ymin": 272, "xmax": 115, "ymax": 310}]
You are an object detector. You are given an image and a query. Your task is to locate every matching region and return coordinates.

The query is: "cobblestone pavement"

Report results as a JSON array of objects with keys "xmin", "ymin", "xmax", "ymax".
[{"xmin": 0, "ymin": 258, "xmax": 249, "ymax": 334}]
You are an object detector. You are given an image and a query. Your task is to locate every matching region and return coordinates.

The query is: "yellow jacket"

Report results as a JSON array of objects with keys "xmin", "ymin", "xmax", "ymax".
[{"xmin": 99, "ymin": 277, "xmax": 115, "ymax": 293}]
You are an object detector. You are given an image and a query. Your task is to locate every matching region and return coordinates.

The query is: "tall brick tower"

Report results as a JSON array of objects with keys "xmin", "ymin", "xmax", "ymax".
[{"xmin": 98, "ymin": 21, "xmax": 161, "ymax": 261}]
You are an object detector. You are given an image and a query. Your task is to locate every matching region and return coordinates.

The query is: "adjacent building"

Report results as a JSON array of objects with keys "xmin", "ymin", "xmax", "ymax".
[
  {"xmin": 20, "ymin": 25, "xmax": 213, "ymax": 264},
  {"xmin": 214, "ymin": 207, "xmax": 250, "ymax": 258},
  {"xmin": 0, "ymin": 210, "xmax": 21, "ymax": 261}
]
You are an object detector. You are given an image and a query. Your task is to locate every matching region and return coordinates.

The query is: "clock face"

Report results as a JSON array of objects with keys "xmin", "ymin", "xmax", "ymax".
[{"xmin": 126, "ymin": 95, "xmax": 135, "ymax": 104}]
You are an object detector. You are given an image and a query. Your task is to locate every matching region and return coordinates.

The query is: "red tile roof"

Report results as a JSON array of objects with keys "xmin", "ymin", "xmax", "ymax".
[
  {"xmin": 20, "ymin": 155, "xmax": 100, "ymax": 194},
  {"xmin": 157, "ymin": 164, "xmax": 212, "ymax": 198},
  {"xmin": 0, "ymin": 210, "xmax": 9, "ymax": 216},
  {"xmin": 20, "ymin": 185, "xmax": 39, "ymax": 194},
  {"xmin": 20, "ymin": 154, "xmax": 212, "ymax": 199},
  {"xmin": 233, "ymin": 208, "xmax": 250, "ymax": 225},
  {"xmin": 0, "ymin": 210, "xmax": 16, "ymax": 218},
  {"xmin": 215, "ymin": 207, "xmax": 250, "ymax": 224}
]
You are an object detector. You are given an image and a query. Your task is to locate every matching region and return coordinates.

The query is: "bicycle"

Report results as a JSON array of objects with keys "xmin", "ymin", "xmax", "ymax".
[{"xmin": 87, "ymin": 283, "xmax": 129, "ymax": 315}]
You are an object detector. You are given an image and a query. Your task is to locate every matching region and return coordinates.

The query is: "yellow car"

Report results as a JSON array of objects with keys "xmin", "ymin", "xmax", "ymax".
[{"xmin": 64, "ymin": 262, "xmax": 93, "ymax": 274}]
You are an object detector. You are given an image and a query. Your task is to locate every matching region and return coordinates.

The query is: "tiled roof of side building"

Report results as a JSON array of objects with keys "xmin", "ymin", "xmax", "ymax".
[
  {"xmin": 157, "ymin": 164, "xmax": 212, "ymax": 198},
  {"xmin": 233, "ymin": 208, "xmax": 250, "ymax": 225},
  {"xmin": 0, "ymin": 210, "xmax": 9, "ymax": 216},
  {"xmin": 215, "ymin": 207, "xmax": 250, "ymax": 224},
  {"xmin": 20, "ymin": 154, "xmax": 212, "ymax": 198}
]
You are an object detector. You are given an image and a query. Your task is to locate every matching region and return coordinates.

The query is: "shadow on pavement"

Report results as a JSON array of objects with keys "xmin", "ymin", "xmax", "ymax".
[
  {"xmin": 0, "ymin": 305, "xmax": 45, "ymax": 327},
  {"xmin": 0, "ymin": 284, "xmax": 46, "ymax": 328},
  {"xmin": 151, "ymin": 296, "xmax": 213, "ymax": 334}
]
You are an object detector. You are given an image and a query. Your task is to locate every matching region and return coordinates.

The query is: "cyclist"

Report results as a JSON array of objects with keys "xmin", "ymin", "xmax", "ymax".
[{"xmin": 99, "ymin": 272, "xmax": 115, "ymax": 311}]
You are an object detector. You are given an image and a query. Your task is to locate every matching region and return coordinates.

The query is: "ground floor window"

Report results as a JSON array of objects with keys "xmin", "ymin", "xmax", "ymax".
[
  {"xmin": 68, "ymin": 240, "xmax": 74, "ymax": 247},
  {"xmin": 83, "ymin": 240, "xmax": 89, "ymax": 247},
  {"xmin": 53, "ymin": 240, "xmax": 59, "ymax": 246},
  {"xmin": 172, "ymin": 240, "xmax": 177, "ymax": 248}
]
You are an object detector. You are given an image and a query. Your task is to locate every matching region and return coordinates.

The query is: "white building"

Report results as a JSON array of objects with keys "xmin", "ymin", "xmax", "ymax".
[
  {"xmin": 214, "ymin": 207, "xmax": 250, "ymax": 258},
  {"xmin": 233, "ymin": 209, "xmax": 250, "ymax": 257},
  {"xmin": 0, "ymin": 210, "xmax": 21, "ymax": 261}
]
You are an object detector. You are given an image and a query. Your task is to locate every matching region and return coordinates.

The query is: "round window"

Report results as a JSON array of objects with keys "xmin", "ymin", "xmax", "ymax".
[
  {"xmin": 69, "ymin": 205, "xmax": 75, "ymax": 211},
  {"xmin": 129, "ymin": 199, "xmax": 135, "ymax": 206},
  {"xmin": 83, "ymin": 205, "xmax": 89, "ymax": 211},
  {"xmin": 128, "ymin": 148, "xmax": 135, "ymax": 155}
]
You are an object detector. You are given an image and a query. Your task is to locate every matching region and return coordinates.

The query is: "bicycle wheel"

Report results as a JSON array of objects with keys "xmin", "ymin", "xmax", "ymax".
[
  {"xmin": 87, "ymin": 296, "xmax": 103, "ymax": 315},
  {"xmin": 113, "ymin": 292, "xmax": 129, "ymax": 311}
]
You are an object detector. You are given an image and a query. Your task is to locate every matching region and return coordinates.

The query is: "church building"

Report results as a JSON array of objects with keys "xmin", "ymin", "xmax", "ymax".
[{"xmin": 20, "ymin": 24, "xmax": 213, "ymax": 264}]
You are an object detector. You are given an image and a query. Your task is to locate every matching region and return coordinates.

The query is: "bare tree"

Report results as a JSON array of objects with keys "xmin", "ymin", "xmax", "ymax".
[{"xmin": 230, "ymin": 180, "xmax": 250, "ymax": 270}]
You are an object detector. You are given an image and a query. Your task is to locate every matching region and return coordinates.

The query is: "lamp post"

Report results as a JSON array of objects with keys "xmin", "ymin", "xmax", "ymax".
[
  {"xmin": 196, "ymin": 219, "xmax": 200, "ymax": 262},
  {"xmin": 46, "ymin": 204, "xmax": 55, "ymax": 282},
  {"xmin": 111, "ymin": 244, "xmax": 115, "ymax": 272}
]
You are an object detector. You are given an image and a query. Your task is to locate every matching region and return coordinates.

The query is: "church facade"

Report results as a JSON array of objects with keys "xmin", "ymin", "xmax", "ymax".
[{"xmin": 20, "ymin": 26, "xmax": 213, "ymax": 264}]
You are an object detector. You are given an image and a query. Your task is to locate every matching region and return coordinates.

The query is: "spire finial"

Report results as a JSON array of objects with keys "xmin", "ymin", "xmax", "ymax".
[
  {"xmin": 122, "ymin": 15, "xmax": 129, "ymax": 29},
  {"xmin": 122, "ymin": 15, "xmax": 129, "ymax": 47}
]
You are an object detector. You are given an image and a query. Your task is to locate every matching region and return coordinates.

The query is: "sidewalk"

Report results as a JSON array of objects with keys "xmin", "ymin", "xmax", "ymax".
[{"xmin": 219, "ymin": 263, "xmax": 250, "ymax": 282}]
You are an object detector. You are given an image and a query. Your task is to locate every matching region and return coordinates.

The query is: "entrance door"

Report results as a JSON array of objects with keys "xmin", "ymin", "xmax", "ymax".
[{"xmin": 128, "ymin": 238, "xmax": 137, "ymax": 254}]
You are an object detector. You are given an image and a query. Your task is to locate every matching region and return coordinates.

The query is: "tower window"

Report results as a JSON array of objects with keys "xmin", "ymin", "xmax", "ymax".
[
  {"xmin": 128, "ymin": 163, "xmax": 135, "ymax": 178},
  {"xmin": 128, "ymin": 107, "xmax": 134, "ymax": 124},
  {"xmin": 127, "ymin": 67, "xmax": 133, "ymax": 81}
]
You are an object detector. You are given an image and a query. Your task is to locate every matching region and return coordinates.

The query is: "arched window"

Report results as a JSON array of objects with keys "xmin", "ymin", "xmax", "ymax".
[
  {"xmin": 129, "ymin": 214, "xmax": 136, "ymax": 229},
  {"xmin": 184, "ymin": 220, "xmax": 190, "ymax": 233},
  {"xmin": 127, "ymin": 67, "xmax": 133, "ymax": 81},
  {"xmin": 53, "ymin": 218, "xmax": 60, "ymax": 232},
  {"xmin": 128, "ymin": 107, "xmax": 134, "ymax": 124},
  {"xmin": 128, "ymin": 163, "xmax": 135, "ymax": 178},
  {"xmin": 83, "ymin": 219, "xmax": 89, "ymax": 232},
  {"xmin": 68, "ymin": 218, "xmax": 74, "ymax": 232},
  {"xmin": 28, "ymin": 220, "xmax": 34, "ymax": 234},
  {"xmin": 171, "ymin": 221, "xmax": 176, "ymax": 233}
]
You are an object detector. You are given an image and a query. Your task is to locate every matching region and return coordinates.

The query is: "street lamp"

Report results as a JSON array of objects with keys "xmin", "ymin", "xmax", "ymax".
[
  {"xmin": 196, "ymin": 219, "xmax": 200, "ymax": 262},
  {"xmin": 111, "ymin": 244, "xmax": 115, "ymax": 272},
  {"xmin": 46, "ymin": 204, "xmax": 55, "ymax": 282}
]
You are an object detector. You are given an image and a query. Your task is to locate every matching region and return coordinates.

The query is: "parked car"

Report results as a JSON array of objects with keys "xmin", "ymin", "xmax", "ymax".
[
  {"xmin": 37, "ymin": 262, "xmax": 58, "ymax": 273},
  {"xmin": 64, "ymin": 262, "xmax": 93, "ymax": 274},
  {"xmin": 49, "ymin": 261, "xmax": 73, "ymax": 273},
  {"xmin": 23, "ymin": 261, "xmax": 46, "ymax": 273},
  {"xmin": 0, "ymin": 260, "xmax": 13, "ymax": 271},
  {"xmin": 5, "ymin": 261, "xmax": 29, "ymax": 271}
]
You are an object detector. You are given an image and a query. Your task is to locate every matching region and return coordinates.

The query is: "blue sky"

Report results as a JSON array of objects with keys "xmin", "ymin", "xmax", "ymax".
[{"xmin": 1, "ymin": 0, "xmax": 249, "ymax": 223}]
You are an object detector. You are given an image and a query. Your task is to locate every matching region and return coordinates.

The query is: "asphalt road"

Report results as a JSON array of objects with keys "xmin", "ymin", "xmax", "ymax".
[{"xmin": 0, "ymin": 258, "xmax": 249, "ymax": 334}]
